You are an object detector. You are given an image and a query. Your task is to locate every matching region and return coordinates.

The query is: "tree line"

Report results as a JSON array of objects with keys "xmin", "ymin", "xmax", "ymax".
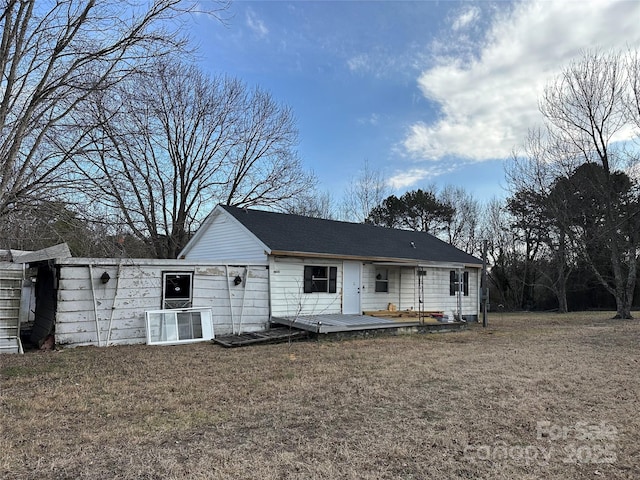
[{"xmin": 1, "ymin": 6, "xmax": 638, "ymax": 317}]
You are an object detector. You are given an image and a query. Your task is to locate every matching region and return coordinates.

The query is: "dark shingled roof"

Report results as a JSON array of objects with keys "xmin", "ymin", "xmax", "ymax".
[{"xmin": 222, "ymin": 205, "xmax": 482, "ymax": 265}]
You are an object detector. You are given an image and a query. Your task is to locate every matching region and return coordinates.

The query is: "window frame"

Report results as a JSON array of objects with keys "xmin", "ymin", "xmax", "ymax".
[
  {"xmin": 303, "ymin": 265, "xmax": 337, "ymax": 293},
  {"xmin": 449, "ymin": 270, "xmax": 469, "ymax": 296},
  {"xmin": 162, "ymin": 271, "xmax": 193, "ymax": 309},
  {"xmin": 145, "ymin": 307, "xmax": 214, "ymax": 345},
  {"xmin": 374, "ymin": 268, "xmax": 389, "ymax": 293}
]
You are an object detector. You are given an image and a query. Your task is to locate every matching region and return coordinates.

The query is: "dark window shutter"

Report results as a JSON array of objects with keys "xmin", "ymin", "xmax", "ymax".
[
  {"xmin": 449, "ymin": 270, "xmax": 456, "ymax": 296},
  {"xmin": 329, "ymin": 267, "xmax": 337, "ymax": 293},
  {"xmin": 463, "ymin": 271, "xmax": 469, "ymax": 296},
  {"xmin": 304, "ymin": 266, "xmax": 313, "ymax": 293}
]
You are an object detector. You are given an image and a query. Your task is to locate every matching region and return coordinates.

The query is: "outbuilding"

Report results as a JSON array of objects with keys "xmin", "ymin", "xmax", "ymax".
[{"xmin": 5, "ymin": 245, "xmax": 268, "ymax": 349}]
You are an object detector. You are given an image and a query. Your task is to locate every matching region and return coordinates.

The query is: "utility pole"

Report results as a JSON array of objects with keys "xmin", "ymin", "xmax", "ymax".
[{"xmin": 481, "ymin": 239, "xmax": 488, "ymax": 328}]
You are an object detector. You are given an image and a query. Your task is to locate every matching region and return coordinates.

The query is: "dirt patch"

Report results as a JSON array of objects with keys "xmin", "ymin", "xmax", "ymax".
[{"xmin": 1, "ymin": 312, "xmax": 638, "ymax": 479}]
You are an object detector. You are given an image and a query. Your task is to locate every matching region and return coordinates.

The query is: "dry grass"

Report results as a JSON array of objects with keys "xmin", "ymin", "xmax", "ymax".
[{"xmin": 1, "ymin": 312, "xmax": 639, "ymax": 479}]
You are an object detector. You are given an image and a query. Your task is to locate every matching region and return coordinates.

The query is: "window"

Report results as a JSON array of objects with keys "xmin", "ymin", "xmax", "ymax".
[
  {"xmin": 450, "ymin": 270, "xmax": 469, "ymax": 296},
  {"xmin": 304, "ymin": 266, "xmax": 337, "ymax": 293},
  {"xmin": 163, "ymin": 272, "xmax": 192, "ymax": 309},
  {"xmin": 375, "ymin": 268, "xmax": 389, "ymax": 292},
  {"xmin": 145, "ymin": 308, "xmax": 214, "ymax": 345}
]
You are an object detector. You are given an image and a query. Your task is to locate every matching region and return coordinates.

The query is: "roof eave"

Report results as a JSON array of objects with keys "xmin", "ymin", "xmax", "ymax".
[{"xmin": 269, "ymin": 250, "xmax": 482, "ymax": 268}]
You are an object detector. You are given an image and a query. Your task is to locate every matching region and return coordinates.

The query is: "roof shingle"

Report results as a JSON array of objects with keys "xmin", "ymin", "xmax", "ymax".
[{"xmin": 222, "ymin": 205, "xmax": 482, "ymax": 265}]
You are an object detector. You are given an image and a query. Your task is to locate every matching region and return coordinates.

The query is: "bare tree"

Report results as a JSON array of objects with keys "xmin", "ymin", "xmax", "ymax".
[
  {"xmin": 0, "ymin": 1, "xmax": 229, "ymax": 221},
  {"xmin": 77, "ymin": 60, "xmax": 314, "ymax": 258},
  {"xmin": 440, "ymin": 185, "xmax": 481, "ymax": 255},
  {"xmin": 341, "ymin": 160, "xmax": 389, "ymax": 222},
  {"xmin": 283, "ymin": 190, "xmax": 335, "ymax": 219},
  {"xmin": 222, "ymin": 86, "xmax": 314, "ymax": 208},
  {"xmin": 626, "ymin": 48, "xmax": 640, "ymax": 131},
  {"xmin": 506, "ymin": 130, "xmax": 575, "ymax": 313},
  {"xmin": 536, "ymin": 49, "xmax": 640, "ymax": 318},
  {"xmin": 478, "ymin": 197, "xmax": 520, "ymax": 309}
]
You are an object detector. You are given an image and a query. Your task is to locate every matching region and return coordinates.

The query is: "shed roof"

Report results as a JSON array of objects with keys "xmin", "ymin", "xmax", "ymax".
[{"xmin": 220, "ymin": 205, "xmax": 482, "ymax": 266}]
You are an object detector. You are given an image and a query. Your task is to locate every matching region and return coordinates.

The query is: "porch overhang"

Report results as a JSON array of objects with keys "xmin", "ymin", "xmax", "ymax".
[{"xmin": 270, "ymin": 251, "xmax": 481, "ymax": 269}]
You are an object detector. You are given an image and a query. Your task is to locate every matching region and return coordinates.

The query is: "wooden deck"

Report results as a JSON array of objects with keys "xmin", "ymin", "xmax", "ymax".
[
  {"xmin": 271, "ymin": 312, "xmax": 462, "ymax": 334},
  {"xmin": 213, "ymin": 313, "xmax": 467, "ymax": 347}
]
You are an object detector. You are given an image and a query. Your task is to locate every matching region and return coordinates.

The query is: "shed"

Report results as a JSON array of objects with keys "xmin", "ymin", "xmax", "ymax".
[
  {"xmin": 180, "ymin": 205, "xmax": 483, "ymax": 323},
  {"xmin": 6, "ymin": 247, "xmax": 270, "ymax": 349}
]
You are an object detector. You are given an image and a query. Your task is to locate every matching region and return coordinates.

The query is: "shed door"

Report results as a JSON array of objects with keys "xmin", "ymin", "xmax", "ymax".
[{"xmin": 342, "ymin": 261, "xmax": 361, "ymax": 314}]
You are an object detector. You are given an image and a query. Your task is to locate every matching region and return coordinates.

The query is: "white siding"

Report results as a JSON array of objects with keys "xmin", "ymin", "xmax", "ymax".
[
  {"xmin": 269, "ymin": 257, "xmax": 343, "ymax": 316},
  {"xmin": 361, "ymin": 264, "xmax": 480, "ymax": 318},
  {"xmin": 400, "ymin": 267, "xmax": 418, "ymax": 310},
  {"xmin": 269, "ymin": 259, "xmax": 480, "ymax": 319},
  {"xmin": 0, "ymin": 264, "xmax": 23, "ymax": 352},
  {"xmin": 183, "ymin": 212, "xmax": 267, "ymax": 262},
  {"xmin": 55, "ymin": 261, "xmax": 269, "ymax": 347},
  {"xmin": 361, "ymin": 264, "xmax": 403, "ymax": 311},
  {"xmin": 420, "ymin": 267, "xmax": 479, "ymax": 318}
]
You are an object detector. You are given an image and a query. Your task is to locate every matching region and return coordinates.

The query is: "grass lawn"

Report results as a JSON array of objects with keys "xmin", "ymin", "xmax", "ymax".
[{"xmin": 1, "ymin": 312, "xmax": 639, "ymax": 479}]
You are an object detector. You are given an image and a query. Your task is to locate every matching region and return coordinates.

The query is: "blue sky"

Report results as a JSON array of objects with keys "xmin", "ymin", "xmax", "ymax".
[{"xmin": 190, "ymin": 0, "xmax": 640, "ymax": 203}]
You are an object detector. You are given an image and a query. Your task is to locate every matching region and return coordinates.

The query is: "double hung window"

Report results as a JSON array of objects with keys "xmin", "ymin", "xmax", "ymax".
[
  {"xmin": 375, "ymin": 268, "xmax": 389, "ymax": 293},
  {"xmin": 449, "ymin": 271, "xmax": 469, "ymax": 296}
]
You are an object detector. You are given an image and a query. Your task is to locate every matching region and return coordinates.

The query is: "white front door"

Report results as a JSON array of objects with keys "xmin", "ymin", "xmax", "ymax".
[{"xmin": 343, "ymin": 261, "xmax": 361, "ymax": 314}]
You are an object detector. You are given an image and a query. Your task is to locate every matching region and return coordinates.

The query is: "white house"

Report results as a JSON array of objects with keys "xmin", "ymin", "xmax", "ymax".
[
  {"xmin": 2, "ymin": 206, "xmax": 482, "ymax": 351},
  {"xmin": 180, "ymin": 205, "xmax": 483, "ymax": 324}
]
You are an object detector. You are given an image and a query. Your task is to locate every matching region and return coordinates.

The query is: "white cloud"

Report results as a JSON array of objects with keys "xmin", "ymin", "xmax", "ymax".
[
  {"xmin": 452, "ymin": 5, "xmax": 480, "ymax": 31},
  {"xmin": 404, "ymin": 0, "xmax": 640, "ymax": 163},
  {"xmin": 357, "ymin": 113, "xmax": 380, "ymax": 126},
  {"xmin": 387, "ymin": 165, "xmax": 457, "ymax": 190},
  {"xmin": 246, "ymin": 8, "xmax": 268, "ymax": 38},
  {"xmin": 347, "ymin": 54, "xmax": 370, "ymax": 73}
]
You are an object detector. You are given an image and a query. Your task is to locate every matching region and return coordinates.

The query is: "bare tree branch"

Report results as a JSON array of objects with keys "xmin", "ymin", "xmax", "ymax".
[{"xmin": 0, "ymin": 0, "xmax": 228, "ymax": 218}]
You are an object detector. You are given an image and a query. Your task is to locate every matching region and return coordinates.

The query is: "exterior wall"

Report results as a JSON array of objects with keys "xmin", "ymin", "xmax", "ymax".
[
  {"xmin": 361, "ymin": 264, "xmax": 480, "ymax": 318},
  {"xmin": 182, "ymin": 211, "xmax": 268, "ymax": 263},
  {"xmin": 269, "ymin": 257, "xmax": 480, "ymax": 319},
  {"xmin": 400, "ymin": 267, "xmax": 418, "ymax": 310},
  {"xmin": 420, "ymin": 267, "xmax": 479, "ymax": 319},
  {"xmin": 55, "ymin": 260, "xmax": 269, "ymax": 347},
  {"xmin": 0, "ymin": 263, "xmax": 24, "ymax": 353},
  {"xmin": 269, "ymin": 257, "xmax": 343, "ymax": 316},
  {"xmin": 361, "ymin": 264, "xmax": 403, "ymax": 311}
]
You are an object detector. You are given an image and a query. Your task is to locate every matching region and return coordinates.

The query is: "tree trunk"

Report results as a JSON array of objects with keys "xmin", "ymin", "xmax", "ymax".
[
  {"xmin": 556, "ymin": 232, "xmax": 569, "ymax": 313},
  {"xmin": 613, "ymin": 291, "xmax": 633, "ymax": 319}
]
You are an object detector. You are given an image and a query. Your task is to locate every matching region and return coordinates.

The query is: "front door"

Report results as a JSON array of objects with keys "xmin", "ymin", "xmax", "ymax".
[{"xmin": 343, "ymin": 261, "xmax": 361, "ymax": 314}]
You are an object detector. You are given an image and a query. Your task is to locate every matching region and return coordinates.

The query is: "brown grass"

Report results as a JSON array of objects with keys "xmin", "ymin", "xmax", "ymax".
[{"xmin": 1, "ymin": 312, "xmax": 639, "ymax": 479}]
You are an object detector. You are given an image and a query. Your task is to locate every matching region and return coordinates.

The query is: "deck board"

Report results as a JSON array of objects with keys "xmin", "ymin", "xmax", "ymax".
[{"xmin": 213, "ymin": 327, "xmax": 308, "ymax": 347}]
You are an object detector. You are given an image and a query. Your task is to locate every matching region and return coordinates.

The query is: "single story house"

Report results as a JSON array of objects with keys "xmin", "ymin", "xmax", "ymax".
[
  {"xmin": 2, "ymin": 205, "xmax": 482, "ymax": 351},
  {"xmin": 179, "ymin": 205, "xmax": 483, "ymax": 323}
]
